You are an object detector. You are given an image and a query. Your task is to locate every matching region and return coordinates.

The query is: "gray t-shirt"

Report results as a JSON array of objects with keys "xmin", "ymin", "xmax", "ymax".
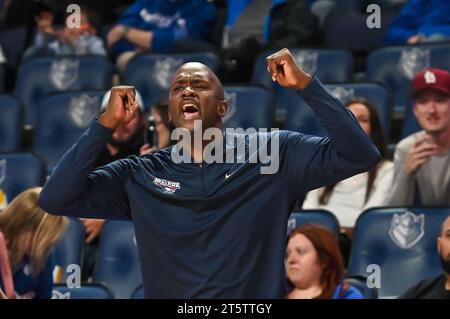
[{"xmin": 388, "ymin": 131, "xmax": 450, "ymax": 205}]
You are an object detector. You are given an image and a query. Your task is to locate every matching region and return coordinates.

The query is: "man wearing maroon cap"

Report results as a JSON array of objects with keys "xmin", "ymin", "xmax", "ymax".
[{"xmin": 388, "ymin": 68, "xmax": 450, "ymax": 205}]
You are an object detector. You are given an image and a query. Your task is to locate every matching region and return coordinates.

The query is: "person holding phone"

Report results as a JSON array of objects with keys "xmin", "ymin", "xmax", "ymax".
[{"xmin": 388, "ymin": 68, "xmax": 450, "ymax": 206}]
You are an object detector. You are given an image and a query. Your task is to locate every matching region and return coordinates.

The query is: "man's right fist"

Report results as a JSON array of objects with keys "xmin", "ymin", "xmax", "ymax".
[{"xmin": 99, "ymin": 86, "xmax": 138, "ymax": 130}]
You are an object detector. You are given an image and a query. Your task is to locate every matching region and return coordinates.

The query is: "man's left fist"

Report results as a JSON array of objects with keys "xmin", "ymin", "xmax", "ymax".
[{"xmin": 266, "ymin": 48, "xmax": 312, "ymax": 90}]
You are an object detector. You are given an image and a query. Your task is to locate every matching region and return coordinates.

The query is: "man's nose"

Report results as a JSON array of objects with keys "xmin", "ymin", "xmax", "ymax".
[
  {"xmin": 427, "ymin": 101, "xmax": 438, "ymax": 113},
  {"xmin": 181, "ymin": 86, "xmax": 196, "ymax": 97}
]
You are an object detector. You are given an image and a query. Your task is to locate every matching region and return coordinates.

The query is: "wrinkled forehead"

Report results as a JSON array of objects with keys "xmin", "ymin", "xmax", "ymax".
[{"xmin": 171, "ymin": 63, "xmax": 215, "ymax": 85}]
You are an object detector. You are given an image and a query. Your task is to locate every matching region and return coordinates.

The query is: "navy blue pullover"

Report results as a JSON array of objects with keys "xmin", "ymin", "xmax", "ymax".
[{"xmin": 39, "ymin": 77, "xmax": 380, "ymax": 298}]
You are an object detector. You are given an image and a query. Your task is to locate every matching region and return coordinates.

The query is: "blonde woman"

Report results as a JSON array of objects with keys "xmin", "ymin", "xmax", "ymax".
[{"xmin": 0, "ymin": 188, "xmax": 68, "ymax": 299}]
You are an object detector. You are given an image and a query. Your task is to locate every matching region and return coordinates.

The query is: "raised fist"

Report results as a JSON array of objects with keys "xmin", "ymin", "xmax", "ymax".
[
  {"xmin": 266, "ymin": 48, "xmax": 312, "ymax": 90},
  {"xmin": 99, "ymin": 86, "xmax": 138, "ymax": 130}
]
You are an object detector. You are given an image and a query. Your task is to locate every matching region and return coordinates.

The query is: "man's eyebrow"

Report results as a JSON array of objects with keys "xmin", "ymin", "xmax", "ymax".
[{"xmin": 173, "ymin": 74, "xmax": 207, "ymax": 81}]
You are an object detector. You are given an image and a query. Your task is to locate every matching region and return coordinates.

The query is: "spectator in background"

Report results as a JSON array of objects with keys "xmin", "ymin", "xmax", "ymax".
[
  {"xmin": 385, "ymin": 0, "xmax": 450, "ymax": 45},
  {"xmin": 23, "ymin": 5, "xmax": 106, "ymax": 60},
  {"xmin": 388, "ymin": 68, "xmax": 450, "ymax": 206},
  {"xmin": 303, "ymin": 98, "xmax": 392, "ymax": 233},
  {"xmin": 0, "ymin": 187, "xmax": 68, "ymax": 299},
  {"xmin": 106, "ymin": 0, "xmax": 217, "ymax": 72},
  {"xmin": 221, "ymin": 0, "xmax": 319, "ymax": 82},
  {"xmin": 139, "ymin": 97, "xmax": 175, "ymax": 154},
  {"xmin": 400, "ymin": 215, "xmax": 450, "ymax": 299},
  {"xmin": 80, "ymin": 91, "xmax": 173, "ymax": 281},
  {"xmin": 0, "ymin": 45, "xmax": 5, "ymax": 64},
  {"xmin": 285, "ymin": 224, "xmax": 363, "ymax": 299}
]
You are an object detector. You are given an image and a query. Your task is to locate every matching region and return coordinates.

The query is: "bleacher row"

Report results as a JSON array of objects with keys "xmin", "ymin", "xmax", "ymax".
[
  {"xmin": 2, "ymin": 43, "xmax": 450, "ymax": 172},
  {"xmin": 49, "ymin": 207, "xmax": 450, "ymax": 299}
]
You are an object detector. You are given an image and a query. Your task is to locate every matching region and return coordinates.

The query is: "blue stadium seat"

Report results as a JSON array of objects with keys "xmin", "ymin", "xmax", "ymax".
[
  {"xmin": 322, "ymin": 9, "xmax": 397, "ymax": 51},
  {"xmin": 0, "ymin": 95, "xmax": 22, "ymax": 152},
  {"xmin": 401, "ymin": 102, "xmax": 422, "ymax": 139},
  {"xmin": 52, "ymin": 283, "xmax": 114, "ymax": 299},
  {"xmin": 93, "ymin": 220, "xmax": 142, "ymax": 299},
  {"xmin": 0, "ymin": 26, "xmax": 28, "ymax": 69},
  {"xmin": 14, "ymin": 56, "xmax": 112, "ymax": 126},
  {"xmin": 0, "ymin": 63, "xmax": 4, "ymax": 92},
  {"xmin": 0, "ymin": 153, "xmax": 46, "ymax": 206},
  {"xmin": 344, "ymin": 275, "xmax": 378, "ymax": 299},
  {"xmin": 253, "ymin": 49, "xmax": 353, "ymax": 119},
  {"xmin": 222, "ymin": 86, "xmax": 273, "ymax": 130},
  {"xmin": 282, "ymin": 88, "xmax": 327, "ymax": 136},
  {"xmin": 131, "ymin": 285, "xmax": 144, "ymax": 299},
  {"xmin": 365, "ymin": 44, "xmax": 450, "ymax": 115},
  {"xmin": 348, "ymin": 207, "xmax": 450, "ymax": 298},
  {"xmin": 288, "ymin": 210, "xmax": 340, "ymax": 236},
  {"xmin": 54, "ymin": 218, "xmax": 85, "ymax": 282},
  {"xmin": 123, "ymin": 52, "xmax": 220, "ymax": 109},
  {"xmin": 285, "ymin": 82, "xmax": 392, "ymax": 136},
  {"xmin": 32, "ymin": 91, "xmax": 105, "ymax": 172}
]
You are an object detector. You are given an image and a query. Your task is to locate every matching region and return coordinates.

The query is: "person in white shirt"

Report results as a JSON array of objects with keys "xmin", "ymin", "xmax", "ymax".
[{"xmin": 303, "ymin": 98, "xmax": 393, "ymax": 233}]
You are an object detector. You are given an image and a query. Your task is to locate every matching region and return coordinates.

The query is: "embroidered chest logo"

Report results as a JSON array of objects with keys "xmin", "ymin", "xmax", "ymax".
[{"xmin": 153, "ymin": 177, "xmax": 180, "ymax": 194}]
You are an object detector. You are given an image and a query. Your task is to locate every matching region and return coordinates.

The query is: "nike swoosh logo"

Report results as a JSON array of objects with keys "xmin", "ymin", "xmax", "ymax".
[{"xmin": 225, "ymin": 145, "xmax": 261, "ymax": 180}]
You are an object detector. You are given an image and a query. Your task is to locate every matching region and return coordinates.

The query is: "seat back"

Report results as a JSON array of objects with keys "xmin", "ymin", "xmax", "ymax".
[
  {"xmin": 288, "ymin": 210, "xmax": 340, "ymax": 236},
  {"xmin": 32, "ymin": 91, "xmax": 105, "ymax": 172},
  {"xmin": 54, "ymin": 218, "xmax": 85, "ymax": 282},
  {"xmin": 123, "ymin": 52, "xmax": 220, "ymax": 109},
  {"xmin": 223, "ymin": 86, "xmax": 273, "ymax": 130},
  {"xmin": 349, "ymin": 207, "xmax": 450, "ymax": 298},
  {"xmin": 0, "ymin": 153, "xmax": 46, "ymax": 208},
  {"xmin": 52, "ymin": 283, "xmax": 114, "ymax": 299},
  {"xmin": 15, "ymin": 56, "xmax": 111, "ymax": 125},
  {"xmin": 285, "ymin": 82, "xmax": 392, "ymax": 136},
  {"xmin": 254, "ymin": 49, "xmax": 353, "ymax": 119},
  {"xmin": 93, "ymin": 220, "xmax": 142, "ymax": 299},
  {"xmin": 365, "ymin": 44, "xmax": 450, "ymax": 114},
  {"xmin": 0, "ymin": 95, "xmax": 22, "ymax": 152}
]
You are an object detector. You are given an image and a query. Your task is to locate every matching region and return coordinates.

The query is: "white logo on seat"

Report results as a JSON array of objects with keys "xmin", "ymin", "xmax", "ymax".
[
  {"xmin": 329, "ymin": 87, "xmax": 355, "ymax": 104},
  {"xmin": 398, "ymin": 48, "xmax": 430, "ymax": 79},
  {"xmin": 293, "ymin": 51, "xmax": 318, "ymax": 75},
  {"xmin": 67, "ymin": 94, "xmax": 100, "ymax": 128},
  {"xmin": 154, "ymin": 57, "xmax": 184, "ymax": 89},
  {"xmin": 49, "ymin": 59, "xmax": 79, "ymax": 90},
  {"xmin": 51, "ymin": 290, "xmax": 71, "ymax": 299},
  {"xmin": 389, "ymin": 211, "xmax": 425, "ymax": 249}
]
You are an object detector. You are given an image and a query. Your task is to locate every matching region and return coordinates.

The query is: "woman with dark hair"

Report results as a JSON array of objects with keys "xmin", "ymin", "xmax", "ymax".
[
  {"xmin": 302, "ymin": 98, "xmax": 393, "ymax": 232},
  {"xmin": 286, "ymin": 224, "xmax": 363, "ymax": 299}
]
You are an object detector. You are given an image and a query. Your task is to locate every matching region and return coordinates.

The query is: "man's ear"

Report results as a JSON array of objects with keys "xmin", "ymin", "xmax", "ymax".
[{"xmin": 217, "ymin": 100, "xmax": 228, "ymax": 117}]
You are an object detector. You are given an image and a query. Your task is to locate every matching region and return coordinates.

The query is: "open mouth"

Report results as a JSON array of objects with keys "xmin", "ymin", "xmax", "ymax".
[{"xmin": 181, "ymin": 103, "xmax": 200, "ymax": 120}]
